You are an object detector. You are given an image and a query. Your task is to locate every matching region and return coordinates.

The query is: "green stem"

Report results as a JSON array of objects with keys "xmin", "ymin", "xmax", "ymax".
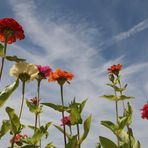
[
  {"xmin": 11, "ymin": 134, "xmax": 16, "ymax": 148},
  {"xmin": 34, "ymin": 113, "xmax": 38, "ymax": 133},
  {"xmin": 114, "ymin": 89, "xmax": 120, "ymax": 147},
  {"xmin": 0, "ymin": 36, "xmax": 8, "ymax": 80},
  {"xmin": 60, "ymin": 85, "xmax": 67, "ymax": 147},
  {"xmin": 37, "ymin": 79, "xmax": 41, "ymax": 148},
  {"xmin": 69, "ymin": 125, "xmax": 72, "ymax": 136},
  {"xmin": 76, "ymin": 124, "xmax": 80, "ymax": 141},
  {"xmin": 19, "ymin": 81, "xmax": 25, "ymax": 120},
  {"xmin": 118, "ymin": 80, "xmax": 132, "ymax": 148},
  {"xmin": 76, "ymin": 123, "xmax": 81, "ymax": 148}
]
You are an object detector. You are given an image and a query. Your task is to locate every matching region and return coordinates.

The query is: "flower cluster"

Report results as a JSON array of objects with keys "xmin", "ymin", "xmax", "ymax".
[
  {"xmin": 61, "ymin": 116, "xmax": 71, "ymax": 126},
  {"xmin": 49, "ymin": 68, "xmax": 74, "ymax": 85},
  {"xmin": 0, "ymin": 18, "xmax": 25, "ymax": 44},
  {"xmin": 36, "ymin": 65, "xmax": 52, "ymax": 79},
  {"xmin": 141, "ymin": 102, "xmax": 148, "ymax": 119},
  {"xmin": 10, "ymin": 134, "xmax": 27, "ymax": 144},
  {"xmin": 9, "ymin": 62, "xmax": 39, "ymax": 82},
  {"xmin": 107, "ymin": 64, "xmax": 122, "ymax": 76}
]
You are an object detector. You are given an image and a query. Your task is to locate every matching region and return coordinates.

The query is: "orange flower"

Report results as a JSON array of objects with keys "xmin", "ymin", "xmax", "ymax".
[
  {"xmin": 0, "ymin": 18, "xmax": 25, "ymax": 44},
  {"xmin": 107, "ymin": 64, "xmax": 122, "ymax": 75},
  {"xmin": 48, "ymin": 68, "xmax": 74, "ymax": 85}
]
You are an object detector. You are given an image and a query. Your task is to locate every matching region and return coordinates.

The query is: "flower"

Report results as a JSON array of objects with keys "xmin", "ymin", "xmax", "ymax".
[
  {"xmin": 61, "ymin": 116, "xmax": 71, "ymax": 126},
  {"xmin": 48, "ymin": 68, "xmax": 74, "ymax": 85},
  {"xmin": 36, "ymin": 65, "xmax": 52, "ymax": 79},
  {"xmin": 0, "ymin": 18, "xmax": 25, "ymax": 44},
  {"xmin": 30, "ymin": 97, "xmax": 39, "ymax": 106},
  {"xmin": 9, "ymin": 62, "xmax": 39, "ymax": 82},
  {"xmin": 107, "ymin": 64, "xmax": 122, "ymax": 75},
  {"xmin": 10, "ymin": 134, "xmax": 27, "ymax": 144},
  {"xmin": 141, "ymin": 102, "xmax": 148, "ymax": 119}
]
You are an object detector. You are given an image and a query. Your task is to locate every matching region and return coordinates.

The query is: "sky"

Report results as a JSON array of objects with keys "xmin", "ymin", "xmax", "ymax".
[{"xmin": 0, "ymin": 0, "xmax": 148, "ymax": 147}]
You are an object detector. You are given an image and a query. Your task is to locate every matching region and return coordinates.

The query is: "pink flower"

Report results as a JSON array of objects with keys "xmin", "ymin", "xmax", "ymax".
[
  {"xmin": 10, "ymin": 134, "xmax": 28, "ymax": 143},
  {"xmin": 36, "ymin": 65, "xmax": 52, "ymax": 79},
  {"xmin": 61, "ymin": 116, "xmax": 71, "ymax": 126},
  {"xmin": 141, "ymin": 102, "xmax": 148, "ymax": 119}
]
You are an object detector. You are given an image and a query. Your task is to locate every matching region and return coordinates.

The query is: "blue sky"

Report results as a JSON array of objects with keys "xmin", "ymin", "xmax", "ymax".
[{"xmin": 0, "ymin": 0, "xmax": 148, "ymax": 147}]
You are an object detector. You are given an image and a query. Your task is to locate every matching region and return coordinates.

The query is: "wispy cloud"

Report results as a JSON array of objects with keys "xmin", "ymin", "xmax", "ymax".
[{"xmin": 0, "ymin": 0, "xmax": 147, "ymax": 147}]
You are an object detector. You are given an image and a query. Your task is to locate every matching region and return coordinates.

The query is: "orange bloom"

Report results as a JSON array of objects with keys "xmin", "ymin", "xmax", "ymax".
[
  {"xmin": 0, "ymin": 18, "xmax": 25, "ymax": 44},
  {"xmin": 48, "ymin": 68, "xmax": 74, "ymax": 84},
  {"xmin": 107, "ymin": 64, "xmax": 122, "ymax": 75}
]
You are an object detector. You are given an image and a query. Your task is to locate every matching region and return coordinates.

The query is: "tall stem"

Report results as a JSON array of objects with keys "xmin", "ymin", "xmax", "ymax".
[
  {"xmin": 69, "ymin": 125, "xmax": 72, "ymax": 136},
  {"xmin": 37, "ymin": 79, "xmax": 41, "ymax": 148},
  {"xmin": 114, "ymin": 89, "xmax": 120, "ymax": 147},
  {"xmin": 34, "ymin": 113, "xmax": 38, "ymax": 133},
  {"xmin": 60, "ymin": 85, "xmax": 67, "ymax": 147},
  {"xmin": 76, "ymin": 123, "xmax": 81, "ymax": 148},
  {"xmin": 0, "ymin": 36, "xmax": 8, "ymax": 80},
  {"xmin": 118, "ymin": 80, "xmax": 132, "ymax": 148},
  {"xmin": 19, "ymin": 81, "xmax": 25, "ymax": 120},
  {"xmin": 11, "ymin": 134, "xmax": 16, "ymax": 148}
]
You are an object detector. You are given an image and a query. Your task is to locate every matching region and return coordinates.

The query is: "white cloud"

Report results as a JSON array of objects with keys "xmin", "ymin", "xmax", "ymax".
[{"xmin": 0, "ymin": 0, "xmax": 147, "ymax": 147}]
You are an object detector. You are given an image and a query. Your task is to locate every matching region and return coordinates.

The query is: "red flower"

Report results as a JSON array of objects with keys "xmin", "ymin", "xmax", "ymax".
[
  {"xmin": 10, "ymin": 134, "xmax": 27, "ymax": 143},
  {"xmin": 36, "ymin": 65, "xmax": 52, "ymax": 79},
  {"xmin": 0, "ymin": 18, "xmax": 25, "ymax": 44},
  {"xmin": 107, "ymin": 64, "xmax": 122, "ymax": 75},
  {"xmin": 141, "ymin": 102, "xmax": 148, "ymax": 119},
  {"xmin": 48, "ymin": 68, "xmax": 74, "ymax": 85},
  {"xmin": 61, "ymin": 116, "xmax": 71, "ymax": 126}
]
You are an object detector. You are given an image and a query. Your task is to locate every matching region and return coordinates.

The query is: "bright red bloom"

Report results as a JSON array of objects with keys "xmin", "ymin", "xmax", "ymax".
[
  {"xmin": 0, "ymin": 18, "xmax": 25, "ymax": 44},
  {"xmin": 36, "ymin": 65, "xmax": 52, "ymax": 79},
  {"xmin": 61, "ymin": 116, "xmax": 71, "ymax": 126},
  {"xmin": 10, "ymin": 134, "xmax": 27, "ymax": 143},
  {"xmin": 141, "ymin": 102, "xmax": 148, "ymax": 119},
  {"xmin": 107, "ymin": 64, "xmax": 122, "ymax": 75},
  {"xmin": 48, "ymin": 68, "xmax": 74, "ymax": 85}
]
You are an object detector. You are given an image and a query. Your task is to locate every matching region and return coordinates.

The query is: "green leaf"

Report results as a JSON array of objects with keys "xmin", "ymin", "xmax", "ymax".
[
  {"xmin": 0, "ymin": 79, "xmax": 19, "ymax": 107},
  {"xmin": 31, "ymin": 122, "xmax": 52, "ymax": 144},
  {"xmin": 124, "ymin": 102, "xmax": 133, "ymax": 125},
  {"xmin": 6, "ymin": 107, "xmax": 21, "ymax": 134},
  {"xmin": 0, "ymin": 43, "xmax": 4, "ymax": 57},
  {"xmin": 6, "ymin": 55, "xmax": 26, "ymax": 63},
  {"xmin": 26, "ymin": 99, "xmax": 41, "ymax": 113},
  {"xmin": 79, "ymin": 99, "xmax": 87, "ymax": 113},
  {"xmin": 118, "ymin": 95, "xmax": 134, "ymax": 101},
  {"xmin": 101, "ymin": 120, "xmax": 117, "ymax": 134},
  {"xmin": 42, "ymin": 103, "xmax": 68, "ymax": 112},
  {"xmin": 45, "ymin": 142, "xmax": 56, "ymax": 148},
  {"xmin": 99, "ymin": 136, "xmax": 118, "ymax": 148},
  {"xmin": 118, "ymin": 116, "xmax": 128, "ymax": 130},
  {"xmin": 79, "ymin": 115, "xmax": 91, "ymax": 144},
  {"xmin": 133, "ymin": 140, "xmax": 140, "ymax": 148},
  {"xmin": 21, "ymin": 145, "xmax": 39, "ymax": 148},
  {"xmin": 70, "ymin": 105, "xmax": 82, "ymax": 125},
  {"xmin": 54, "ymin": 125, "xmax": 71, "ymax": 140},
  {"xmin": 66, "ymin": 135, "xmax": 78, "ymax": 148},
  {"xmin": 0, "ymin": 120, "xmax": 10, "ymax": 139},
  {"xmin": 100, "ymin": 95, "xmax": 117, "ymax": 101}
]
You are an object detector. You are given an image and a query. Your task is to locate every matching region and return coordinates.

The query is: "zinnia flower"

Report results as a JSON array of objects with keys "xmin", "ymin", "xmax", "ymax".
[
  {"xmin": 141, "ymin": 102, "xmax": 148, "ymax": 119},
  {"xmin": 61, "ymin": 116, "xmax": 71, "ymax": 126},
  {"xmin": 0, "ymin": 18, "xmax": 25, "ymax": 44},
  {"xmin": 9, "ymin": 62, "xmax": 39, "ymax": 82},
  {"xmin": 30, "ymin": 97, "xmax": 39, "ymax": 106},
  {"xmin": 36, "ymin": 65, "xmax": 52, "ymax": 79},
  {"xmin": 10, "ymin": 134, "xmax": 27, "ymax": 144},
  {"xmin": 107, "ymin": 64, "xmax": 122, "ymax": 76},
  {"xmin": 48, "ymin": 68, "xmax": 74, "ymax": 85}
]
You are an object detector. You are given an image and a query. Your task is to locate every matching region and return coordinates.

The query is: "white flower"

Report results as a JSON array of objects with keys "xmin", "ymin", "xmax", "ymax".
[{"xmin": 9, "ymin": 62, "xmax": 39, "ymax": 82}]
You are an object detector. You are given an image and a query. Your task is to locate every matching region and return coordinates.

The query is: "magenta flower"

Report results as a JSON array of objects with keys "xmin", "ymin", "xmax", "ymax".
[
  {"xmin": 36, "ymin": 65, "xmax": 52, "ymax": 79},
  {"xmin": 141, "ymin": 102, "xmax": 148, "ymax": 119},
  {"xmin": 61, "ymin": 116, "xmax": 71, "ymax": 126}
]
